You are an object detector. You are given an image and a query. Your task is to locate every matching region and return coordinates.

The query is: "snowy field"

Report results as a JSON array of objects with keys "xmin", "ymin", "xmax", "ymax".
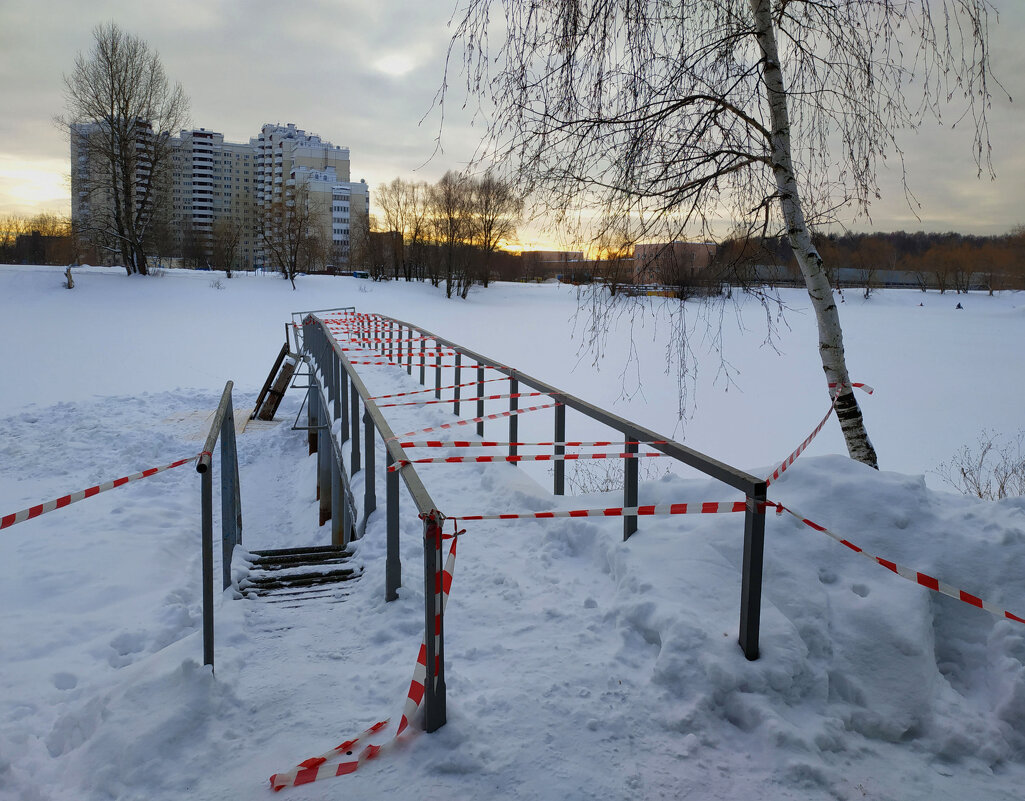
[{"xmin": 1, "ymin": 264, "xmax": 1024, "ymax": 800}]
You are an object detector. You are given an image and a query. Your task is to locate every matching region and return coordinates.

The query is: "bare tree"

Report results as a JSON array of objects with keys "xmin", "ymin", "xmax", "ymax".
[
  {"xmin": 60, "ymin": 22, "xmax": 189, "ymax": 275},
  {"xmin": 467, "ymin": 171, "xmax": 523, "ymax": 287},
  {"xmin": 448, "ymin": 1, "xmax": 1002, "ymax": 468},
  {"xmin": 261, "ymin": 180, "xmax": 328, "ymax": 289},
  {"xmin": 375, "ymin": 177, "xmax": 432, "ymax": 281},
  {"xmin": 428, "ymin": 171, "xmax": 474, "ymax": 298},
  {"xmin": 211, "ymin": 217, "xmax": 244, "ymax": 277}
]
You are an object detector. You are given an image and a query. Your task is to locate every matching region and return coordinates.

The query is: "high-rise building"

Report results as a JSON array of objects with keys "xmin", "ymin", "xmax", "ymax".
[{"xmin": 73, "ymin": 121, "xmax": 369, "ymax": 271}]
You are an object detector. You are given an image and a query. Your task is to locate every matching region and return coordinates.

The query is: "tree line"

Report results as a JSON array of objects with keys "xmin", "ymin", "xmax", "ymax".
[
  {"xmin": 711, "ymin": 227, "xmax": 1025, "ymax": 294},
  {"xmin": 353, "ymin": 171, "xmax": 523, "ymax": 298},
  {"xmin": 0, "ymin": 212, "xmax": 74, "ymax": 265}
]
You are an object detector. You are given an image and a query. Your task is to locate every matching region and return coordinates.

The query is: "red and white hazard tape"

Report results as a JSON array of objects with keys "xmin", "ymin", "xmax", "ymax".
[
  {"xmin": 389, "ymin": 402, "xmax": 562, "ymax": 441},
  {"xmin": 1, "ymin": 455, "xmax": 198, "ymax": 530},
  {"xmin": 774, "ymin": 501, "xmax": 1025, "ymax": 625},
  {"xmin": 765, "ymin": 383, "xmax": 874, "ymax": 487},
  {"xmin": 389, "ymin": 451, "xmax": 666, "ymax": 471},
  {"xmin": 396, "ymin": 535, "xmax": 457, "ymax": 735},
  {"xmin": 269, "ymin": 720, "xmax": 389, "ymax": 790},
  {"xmin": 449, "ymin": 500, "xmax": 748, "ymax": 521},
  {"xmin": 377, "ymin": 391, "xmax": 547, "ymax": 409},
  {"xmin": 269, "ymin": 536, "xmax": 458, "ymax": 790},
  {"xmin": 369, "ymin": 377, "xmax": 511, "ymax": 401},
  {"xmin": 345, "ymin": 359, "xmax": 503, "ymax": 370},
  {"xmin": 398, "ymin": 439, "xmax": 669, "ymax": 449}
]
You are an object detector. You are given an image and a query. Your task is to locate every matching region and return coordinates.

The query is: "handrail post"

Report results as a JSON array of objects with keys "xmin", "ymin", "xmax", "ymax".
[
  {"xmin": 453, "ymin": 352, "xmax": 462, "ymax": 416},
  {"xmin": 476, "ymin": 365, "xmax": 485, "ymax": 437},
  {"xmin": 201, "ymin": 465, "xmax": 214, "ymax": 668},
  {"xmin": 331, "ymin": 439, "xmax": 344, "ymax": 546},
  {"xmin": 624, "ymin": 437, "xmax": 638, "ymax": 541},
  {"xmin": 319, "ymin": 388, "xmax": 332, "ymax": 526},
  {"xmin": 350, "ymin": 382, "xmax": 361, "ymax": 474},
  {"xmin": 419, "ymin": 337, "xmax": 426, "ymax": 385},
  {"xmin": 422, "ymin": 512, "xmax": 446, "ymax": 731},
  {"xmin": 739, "ymin": 484, "xmax": 768, "ymax": 660},
  {"xmin": 364, "ymin": 408, "xmax": 376, "ymax": 517},
  {"xmin": 435, "ymin": 341, "xmax": 442, "ymax": 399},
  {"xmin": 509, "ymin": 376, "xmax": 519, "ymax": 463},
  {"xmin": 308, "ymin": 367, "xmax": 318, "ymax": 455},
  {"xmin": 386, "ymin": 448, "xmax": 401, "ymax": 601},
  {"xmin": 340, "ymin": 351, "xmax": 350, "ymax": 443},
  {"xmin": 406, "ymin": 326, "xmax": 412, "ymax": 375},
  {"xmin": 220, "ymin": 390, "xmax": 241, "ymax": 589},
  {"xmin": 197, "ymin": 379, "xmax": 236, "ymax": 671},
  {"xmin": 554, "ymin": 404, "xmax": 566, "ymax": 495}
]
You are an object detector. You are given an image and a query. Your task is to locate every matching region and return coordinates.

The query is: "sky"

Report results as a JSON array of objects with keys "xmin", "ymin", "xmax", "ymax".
[{"xmin": 1, "ymin": 0, "xmax": 1023, "ymax": 244}]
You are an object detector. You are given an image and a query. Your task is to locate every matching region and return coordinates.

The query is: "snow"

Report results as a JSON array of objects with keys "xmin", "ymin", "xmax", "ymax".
[{"xmin": 1, "ymin": 263, "xmax": 1024, "ymax": 800}]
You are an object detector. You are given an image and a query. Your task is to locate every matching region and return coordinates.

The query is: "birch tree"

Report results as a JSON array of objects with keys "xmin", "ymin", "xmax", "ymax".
[
  {"xmin": 448, "ymin": 0, "xmax": 1002, "ymax": 467},
  {"xmin": 60, "ymin": 22, "xmax": 189, "ymax": 276}
]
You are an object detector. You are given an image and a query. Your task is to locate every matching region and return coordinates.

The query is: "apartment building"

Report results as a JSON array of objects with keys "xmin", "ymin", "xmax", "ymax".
[
  {"xmin": 71, "ymin": 120, "xmax": 168, "ymax": 258},
  {"xmin": 73, "ymin": 121, "xmax": 369, "ymax": 271}
]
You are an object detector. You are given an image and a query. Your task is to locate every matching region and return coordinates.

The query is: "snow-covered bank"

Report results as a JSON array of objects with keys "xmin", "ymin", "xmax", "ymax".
[{"xmin": 1, "ymin": 265, "xmax": 1024, "ymax": 800}]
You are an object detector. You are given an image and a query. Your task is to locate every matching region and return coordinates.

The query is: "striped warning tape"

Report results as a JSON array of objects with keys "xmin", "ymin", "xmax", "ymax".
[
  {"xmin": 398, "ymin": 439, "xmax": 669, "ymax": 449},
  {"xmin": 345, "ymin": 359, "xmax": 504, "ymax": 369},
  {"xmin": 269, "ymin": 720, "xmax": 389, "ymax": 790},
  {"xmin": 377, "ymin": 391, "xmax": 547, "ymax": 409},
  {"xmin": 1, "ymin": 455, "xmax": 199, "ymax": 531},
  {"xmin": 774, "ymin": 501, "xmax": 1025, "ymax": 625},
  {"xmin": 369, "ymin": 377, "xmax": 512, "ymax": 401},
  {"xmin": 449, "ymin": 500, "xmax": 749, "ymax": 521},
  {"xmin": 269, "ymin": 535, "xmax": 458, "ymax": 790},
  {"xmin": 389, "ymin": 402, "xmax": 562, "ymax": 441},
  {"xmin": 389, "ymin": 451, "xmax": 667, "ymax": 471},
  {"xmin": 396, "ymin": 533, "xmax": 457, "ymax": 735},
  {"xmin": 329, "ymin": 334, "xmax": 442, "ymax": 344},
  {"xmin": 765, "ymin": 383, "xmax": 874, "ymax": 487}
]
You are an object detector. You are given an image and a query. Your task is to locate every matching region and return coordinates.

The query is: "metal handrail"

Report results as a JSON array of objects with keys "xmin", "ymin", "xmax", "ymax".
[
  {"xmin": 298, "ymin": 314, "xmax": 448, "ymax": 731},
  {"xmin": 197, "ymin": 380, "xmax": 242, "ymax": 671},
  {"xmin": 294, "ymin": 308, "xmax": 768, "ymax": 736}
]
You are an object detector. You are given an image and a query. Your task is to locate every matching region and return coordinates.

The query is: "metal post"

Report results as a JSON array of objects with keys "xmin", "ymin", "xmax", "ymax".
[
  {"xmin": 332, "ymin": 349, "xmax": 341, "ymax": 420},
  {"xmin": 419, "ymin": 337, "xmax": 426, "ymax": 385},
  {"xmin": 342, "ymin": 471, "xmax": 352, "ymax": 547},
  {"xmin": 435, "ymin": 341, "xmax": 443, "ymax": 399},
  {"xmin": 331, "ymin": 442, "xmax": 344, "ymax": 546},
  {"xmin": 739, "ymin": 485, "xmax": 767, "ymax": 660},
  {"xmin": 201, "ymin": 468, "xmax": 214, "ymax": 669},
  {"xmin": 364, "ymin": 409, "xmax": 376, "ymax": 516},
  {"xmin": 406, "ymin": 326, "xmax": 413, "ymax": 375},
  {"xmin": 319, "ymin": 392, "xmax": 332, "ymax": 526},
  {"xmin": 423, "ymin": 513, "xmax": 446, "ymax": 731},
  {"xmin": 219, "ymin": 394, "xmax": 239, "ymax": 590},
  {"xmin": 307, "ymin": 372, "xmax": 318, "ymax": 455},
  {"xmin": 453, "ymin": 352, "xmax": 462, "ymax": 416},
  {"xmin": 386, "ymin": 448, "xmax": 401, "ymax": 602},
  {"xmin": 554, "ymin": 403, "xmax": 566, "ymax": 495},
  {"xmin": 340, "ymin": 357, "xmax": 350, "ymax": 444},
  {"xmin": 350, "ymin": 381, "xmax": 361, "ymax": 475},
  {"xmin": 624, "ymin": 438, "xmax": 638, "ymax": 541},
  {"xmin": 509, "ymin": 376, "xmax": 518, "ymax": 463},
  {"xmin": 476, "ymin": 365, "xmax": 485, "ymax": 438}
]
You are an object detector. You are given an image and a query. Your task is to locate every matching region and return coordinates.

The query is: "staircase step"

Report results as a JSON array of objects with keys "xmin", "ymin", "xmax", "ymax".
[{"xmin": 250, "ymin": 544, "xmax": 352, "ymax": 558}]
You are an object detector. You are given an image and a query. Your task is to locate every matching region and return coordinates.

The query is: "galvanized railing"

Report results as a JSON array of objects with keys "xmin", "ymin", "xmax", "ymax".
[
  {"xmin": 297, "ymin": 313, "xmax": 449, "ymax": 732},
  {"xmin": 296, "ymin": 308, "xmax": 768, "ymax": 735},
  {"xmin": 196, "ymin": 380, "xmax": 242, "ymax": 670}
]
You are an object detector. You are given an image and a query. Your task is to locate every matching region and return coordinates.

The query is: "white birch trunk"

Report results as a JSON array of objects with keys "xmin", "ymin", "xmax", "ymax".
[{"xmin": 749, "ymin": 0, "xmax": 878, "ymax": 468}]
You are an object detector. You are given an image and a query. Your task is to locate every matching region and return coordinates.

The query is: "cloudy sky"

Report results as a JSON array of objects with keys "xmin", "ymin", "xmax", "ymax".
[{"xmin": 1, "ymin": 0, "xmax": 1023, "ymax": 244}]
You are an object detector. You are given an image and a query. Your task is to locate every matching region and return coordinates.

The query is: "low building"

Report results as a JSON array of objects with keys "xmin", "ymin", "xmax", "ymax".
[{"xmin": 633, "ymin": 241, "xmax": 717, "ymax": 284}]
